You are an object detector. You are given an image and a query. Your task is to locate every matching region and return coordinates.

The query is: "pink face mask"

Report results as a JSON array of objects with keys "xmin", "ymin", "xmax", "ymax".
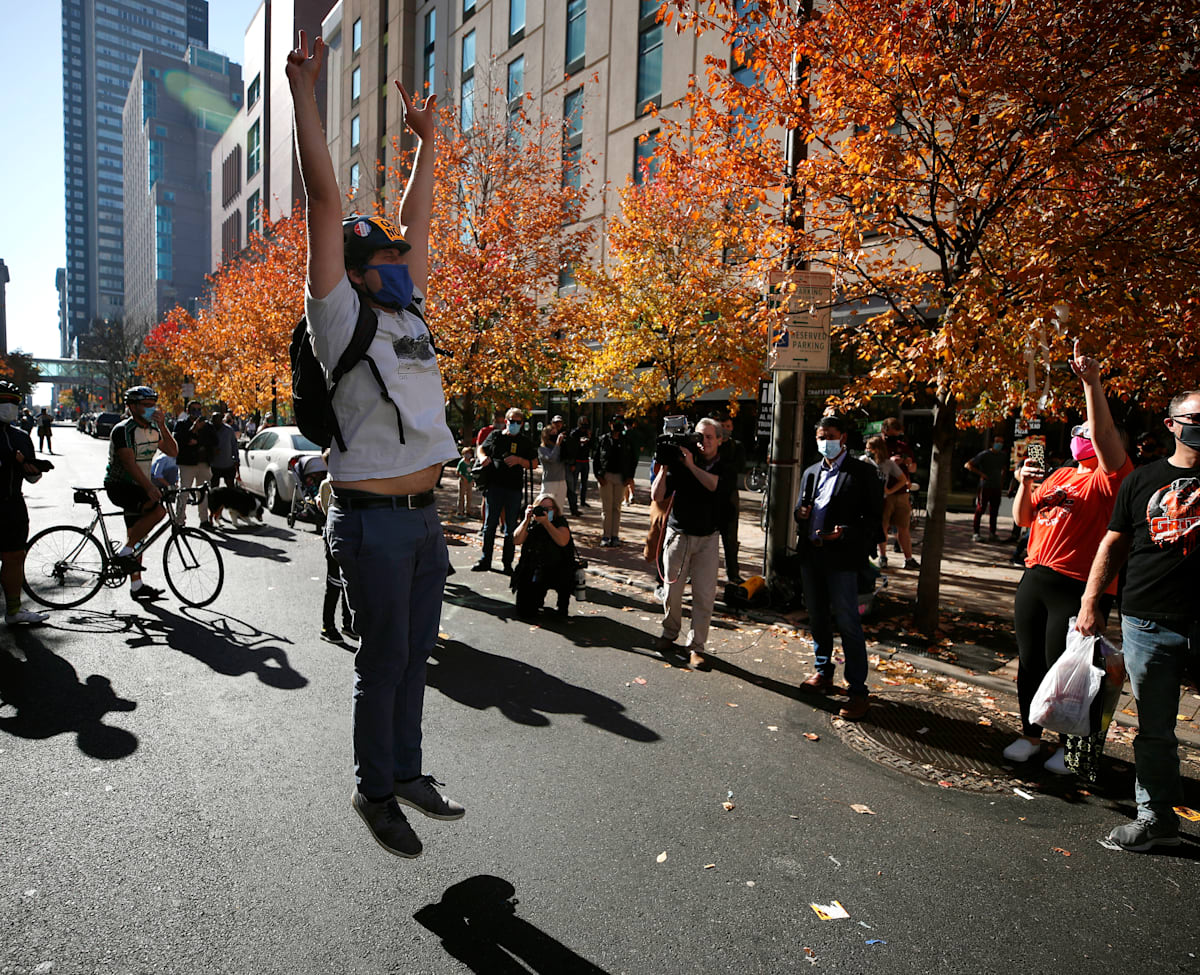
[{"xmin": 1070, "ymin": 436, "xmax": 1096, "ymax": 461}]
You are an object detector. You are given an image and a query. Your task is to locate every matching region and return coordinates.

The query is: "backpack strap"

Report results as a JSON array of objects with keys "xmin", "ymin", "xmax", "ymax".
[{"xmin": 325, "ymin": 299, "xmax": 406, "ymax": 451}]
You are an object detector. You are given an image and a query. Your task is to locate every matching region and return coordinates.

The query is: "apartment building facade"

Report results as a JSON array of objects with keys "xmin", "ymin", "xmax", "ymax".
[
  {"xmin": 209, "ymin": 0, "xmax": 337, "ymax": 271},
  {"xmin": 61, "ymin": 0, "xmax": 209, "ymax": 354},
  {"xmin": 123, "ymin": 47, "xmax": 242, "ymax": 334}
]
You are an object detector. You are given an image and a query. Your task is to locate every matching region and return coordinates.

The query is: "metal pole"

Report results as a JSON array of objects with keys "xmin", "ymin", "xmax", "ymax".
[{"xmin": 764, "ymin": 0, "xmax": 812, "ymax": 581}]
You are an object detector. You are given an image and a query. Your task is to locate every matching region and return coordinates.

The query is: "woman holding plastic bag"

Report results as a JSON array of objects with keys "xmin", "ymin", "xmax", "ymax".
[{"xmin": 1005, "ymin": 341, "xmax": 1133, "ymax": 773}]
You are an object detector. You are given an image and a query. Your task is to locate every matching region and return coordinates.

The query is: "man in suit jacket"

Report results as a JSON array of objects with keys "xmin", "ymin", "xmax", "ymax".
[{"xmin": 794, "ymin": 415, "xmax": 884, "ymax": 719}]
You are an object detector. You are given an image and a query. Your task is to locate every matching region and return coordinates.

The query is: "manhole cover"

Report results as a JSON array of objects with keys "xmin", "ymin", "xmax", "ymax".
[{"xmin": 835, "ymin": 690, "xmax": 1027, "ymax": 793}]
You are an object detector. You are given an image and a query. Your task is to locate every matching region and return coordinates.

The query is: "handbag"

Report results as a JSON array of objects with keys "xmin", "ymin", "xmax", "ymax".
[{"xmin": 1029, "ymin": 620, "xmax": 1105, "ymax": 736}]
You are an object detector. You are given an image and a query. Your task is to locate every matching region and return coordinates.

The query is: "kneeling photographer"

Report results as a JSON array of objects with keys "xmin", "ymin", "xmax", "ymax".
[
  {"xmin": 511, "ymin": 493, "xmax": 576, "ymax": 619},
  {"xmin": 650, "ymin": 418, "xmax": 733, "ymax": 671}
]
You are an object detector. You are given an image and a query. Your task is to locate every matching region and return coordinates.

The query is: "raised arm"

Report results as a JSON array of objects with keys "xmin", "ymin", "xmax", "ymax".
[
  {"xmin": 287, "ymin": 32, "xmax": 343, "ymax": 300},
  {"xmin": 1071, "ymin": 340, "xmax": 1126, "ymax": 474},
  {"xmin": 394, "ymin": 82, "xmax": 436, "ymax": 294}
]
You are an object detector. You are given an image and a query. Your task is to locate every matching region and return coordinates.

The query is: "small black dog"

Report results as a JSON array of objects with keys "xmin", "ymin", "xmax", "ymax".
[{"xmin": 207, "ymin": 486, "xmax": 265, "ymax": 528}]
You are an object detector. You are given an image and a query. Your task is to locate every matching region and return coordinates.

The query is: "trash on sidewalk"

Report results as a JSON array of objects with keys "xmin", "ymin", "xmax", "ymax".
[
  {"xmin": 810, "ymin": 900, "xmax": 850, "ymax": 920},
  {"xmin": 1013, "ymin": 788, "xmax": 1036, "ymax": 800},
  {"xmin": 850, "ymin": 804, "xmax": 875, "ymax": 815},
  {"xmin": 804, "ymin": 733, "xmax": 820, "ymax": 741},
  {"xmin": 865, "ymin": 939, "xmax": 887, "ymax": 946},
  {"xmin": 1174, "ymin": 806, "xmax": 1200, "ymax": 822},
  {"xmin": 656, "ymin": 851, "xmax": 667, "ymax": 863}
]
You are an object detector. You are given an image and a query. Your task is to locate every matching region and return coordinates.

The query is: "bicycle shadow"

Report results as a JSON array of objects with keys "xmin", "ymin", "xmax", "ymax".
[
  {"xmin": 0, "ymin": 630, "xmax": 138, "ymax": 759},
  {"xmin": 48, "ymin": 606, "xmax": 307, "ymax": 689},
  {"xmin": 208, "ymin": 533, "xmax": 291, "ymax": 563},
  {"xmin": 415, "ymin": 875, "xmax": 610, "ymax": 975}
]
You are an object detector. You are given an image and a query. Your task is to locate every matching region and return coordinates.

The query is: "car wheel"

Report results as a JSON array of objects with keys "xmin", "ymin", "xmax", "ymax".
[{"xmin": 265, "ymin": 475, "xmax": 288, "ymax": 515}]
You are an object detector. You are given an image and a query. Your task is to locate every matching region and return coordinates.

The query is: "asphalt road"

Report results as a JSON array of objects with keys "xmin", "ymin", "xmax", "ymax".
[{"xmin": 2, "ymin": 428, "xmax": 1198, "ymax": 975}]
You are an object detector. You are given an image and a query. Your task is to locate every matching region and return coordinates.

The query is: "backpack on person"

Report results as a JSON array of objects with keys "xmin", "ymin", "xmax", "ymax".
[{"xmin": 289, "ymin": 300, "xmax": 407, "ymax": 451}]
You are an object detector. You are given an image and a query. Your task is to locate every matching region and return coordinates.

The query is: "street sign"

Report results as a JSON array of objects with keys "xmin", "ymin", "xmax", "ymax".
[
  {"xmin": 181, "ymin": 382, "xmax": 195, "ymax": 399},
  {"xmin": 766, "ymin": 269, "xmax": 833, "ymax": 373},
  {"xmin": 756, "ymin": 379, "xmax": 774, "ymax": 438}
]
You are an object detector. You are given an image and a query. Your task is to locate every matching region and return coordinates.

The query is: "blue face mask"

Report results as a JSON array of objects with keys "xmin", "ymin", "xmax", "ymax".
[
  {"xmin": 365, "ymin": 262, "xmax": 414, "ymax": 310},
  {"xmin": 140, "ymin": 405, "xmax": 157, "ymax": 421},
  {"xmin": 507, "ymin": 421, "xmax": 523, "ymax": 435},
  {"xmin": 816, "ymin": 438, "xmax": 842, "ymax": 460}
]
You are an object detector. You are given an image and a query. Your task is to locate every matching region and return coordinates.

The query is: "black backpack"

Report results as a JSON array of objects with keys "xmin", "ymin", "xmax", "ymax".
[{"xmin": 290, "ymin": 301, "xmax": 407, "ymax": 452}]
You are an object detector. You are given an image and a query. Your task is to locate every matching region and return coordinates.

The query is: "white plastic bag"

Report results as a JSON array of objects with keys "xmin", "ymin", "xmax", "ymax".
[{"xmin": 1028, "ymin": 618, "xmax": 1104, "ymax": 736}]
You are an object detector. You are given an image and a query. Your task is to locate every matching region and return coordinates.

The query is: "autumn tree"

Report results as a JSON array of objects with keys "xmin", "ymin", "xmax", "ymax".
[
  {"xmin": 568, "ymin": 157, "xmax": 765, "ymax": 415},
  {"xmin": 669, "ymin": 0, "xmax": 1200, "ymax": 633},
  {"xmin": 384, "ymin": 75, "xmax": 596, "ymax": 431},
  {"xmin": 135, "ymin": 305, "xmax": 193, "ymax": 410}
]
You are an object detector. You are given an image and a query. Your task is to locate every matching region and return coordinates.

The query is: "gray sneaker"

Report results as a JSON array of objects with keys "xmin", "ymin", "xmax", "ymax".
[
  {"xmin": 351, "ymin": 791, "xmax": 423, "ymax": 857},
  {"xmin": 394, "ymin": 775, "xmax": 466, "ymax": 821},
  {"xmin": 1107, "ymin": 816, "xmax": 1181, "ymax": 852}
]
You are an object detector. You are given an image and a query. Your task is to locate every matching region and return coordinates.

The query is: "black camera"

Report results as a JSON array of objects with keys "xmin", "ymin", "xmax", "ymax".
[{"xmin": 654, "ymin": 433, "xmax": 701, "ymax": 466}]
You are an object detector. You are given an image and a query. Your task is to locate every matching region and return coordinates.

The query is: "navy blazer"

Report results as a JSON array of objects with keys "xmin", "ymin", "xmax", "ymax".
[{"xmin": 794, "ymin": 453, "xmax": 885, "ymax": 571}]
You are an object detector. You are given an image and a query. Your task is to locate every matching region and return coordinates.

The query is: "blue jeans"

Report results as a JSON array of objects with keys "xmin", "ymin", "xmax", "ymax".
[
  {"xmin": 1122, "ymin": 614, "xmax": 1198, "ymax": 823},
  {"xmin": 327, "ymin": 503, "xmax": 448, "ymax": 797},
  {"xmin": 481, "ymin": 484, "xmax": 525, "ymax": 566},
  {"xmin": 799, "ymin": 563, "xmax": 869, "ymax": 695}
]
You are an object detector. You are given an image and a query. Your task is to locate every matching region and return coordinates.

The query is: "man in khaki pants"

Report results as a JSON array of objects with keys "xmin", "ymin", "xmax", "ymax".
[
  {"xmin": 651, "ymin": 418, "xmax": 732, "ymax": 671},
  {"xmin": 593, "ymin": 414, "xmax": 637, "ymax": 547}
]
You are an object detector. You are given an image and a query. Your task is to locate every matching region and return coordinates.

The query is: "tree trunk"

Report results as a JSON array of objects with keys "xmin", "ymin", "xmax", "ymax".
[{"xmin": 914, "ymin": 389, "xmax": 958, "ymax": 636}]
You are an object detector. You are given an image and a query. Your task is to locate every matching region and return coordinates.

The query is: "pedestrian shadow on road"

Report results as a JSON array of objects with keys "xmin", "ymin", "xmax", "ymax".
[
  {"xmin": 0, "ymin": 632, "xmax": 138, "ymax": 759},
  {"xmin": 209, "ymin": 533, "xmax": 292, "ymax": 564},
  {"xmin": 427, "ymin": 639, "xmax": 659, "ymax": 742},
  {"xmin": 415, "ymin": 875, "xmax": 610, "ymax": 975}
]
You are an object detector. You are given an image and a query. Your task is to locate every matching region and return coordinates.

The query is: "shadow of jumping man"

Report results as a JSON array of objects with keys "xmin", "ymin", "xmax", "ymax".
[
  {"xmin": 0, "ymin": 633, "xmax": 138, "ymax": 760},
  {"xmin": 415, "ymin": 875, "xmax": 610, "ymax": 975},
  {"xmin": 427, "ymin": 640, "xmax": 659, "ymax": 742}
]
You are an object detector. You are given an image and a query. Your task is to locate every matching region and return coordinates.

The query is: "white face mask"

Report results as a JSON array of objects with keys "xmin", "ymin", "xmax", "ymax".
[
  {"xmin": 816, "ymin": 438, "xmax": 843, "ymax": 460},
  {"xmin": 0, "ymin": 403, "xmax": 19, "ymax": 424}
]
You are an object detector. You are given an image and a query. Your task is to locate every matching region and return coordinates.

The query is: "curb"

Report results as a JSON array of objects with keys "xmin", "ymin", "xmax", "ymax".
[{"xmin": 583, "ymin": 564, "xmax": 1200, "ymax": 751}]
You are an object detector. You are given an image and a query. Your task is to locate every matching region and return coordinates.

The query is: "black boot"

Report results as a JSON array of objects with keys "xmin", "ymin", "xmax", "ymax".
[{"xmin": 501, "ymin": 535, "xmax": 515, "ymax": 574}]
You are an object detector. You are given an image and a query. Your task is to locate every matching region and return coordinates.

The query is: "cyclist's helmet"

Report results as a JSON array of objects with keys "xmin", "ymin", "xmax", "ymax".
[
  {"xmin": 125, "ymin": 385, "xmax": 158, "ymax": 405},
  {"xmin": 0, "ymin": 380, "xmax": 20, "ymax": 403},
  {"xmin": 343, "ymin": 214, "xmax": 410, "ymax": 271}
]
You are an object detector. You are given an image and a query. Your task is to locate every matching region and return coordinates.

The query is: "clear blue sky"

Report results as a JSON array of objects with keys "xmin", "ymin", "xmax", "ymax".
[{"xmin": 0, "ymin": 0, "xmax": 263, "ymax": 368}]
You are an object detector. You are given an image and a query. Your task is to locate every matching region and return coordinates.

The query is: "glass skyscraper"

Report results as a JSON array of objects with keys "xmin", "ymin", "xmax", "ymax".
[{"xmin": 61, "ymin": 0, "xmax": 208, "ymax": 353}]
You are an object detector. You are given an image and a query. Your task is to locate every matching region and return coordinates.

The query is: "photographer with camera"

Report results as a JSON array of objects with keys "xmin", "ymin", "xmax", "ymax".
[
  {"xmin": 473, "ymin": 407, "xmax": 537, "ymax": 574},
  {"xmin": 794, "ymin": 415, "xmax": 883, "ymax": 720},
  {"xmin": 510, "ymin": 493, "xmax": 576, "ymax": 619},
  {"xmin": 593, "ymin": 414, "xmax": 637, "ymax": 547},
  {"xmin": 651, "ymin": 418, "xmax": 733, "ymax": 671}
]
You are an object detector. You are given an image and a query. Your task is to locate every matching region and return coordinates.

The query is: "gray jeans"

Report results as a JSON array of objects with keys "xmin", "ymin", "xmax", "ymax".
[
  {"xmin": 327, "ymin": 502, "xmax": 449, "ymax": 797},
  {"xmin": 661, "ymin": 528, "xmax": 720, "ymax": 652}
]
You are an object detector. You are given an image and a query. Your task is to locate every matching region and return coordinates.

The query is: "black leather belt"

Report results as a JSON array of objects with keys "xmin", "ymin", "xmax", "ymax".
[{"xmin": 331, "ymin": 489, "xmax": 436, "ymax": 510}]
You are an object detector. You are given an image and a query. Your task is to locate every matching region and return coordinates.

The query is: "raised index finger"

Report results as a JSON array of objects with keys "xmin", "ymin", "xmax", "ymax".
[
  {"xmin": 297, "ymin": 28, "xmax": 308, "ymax": 53},
  {"xmin": 1073, "ymin": 338, "xmax": 1081, "ymax": 361}
]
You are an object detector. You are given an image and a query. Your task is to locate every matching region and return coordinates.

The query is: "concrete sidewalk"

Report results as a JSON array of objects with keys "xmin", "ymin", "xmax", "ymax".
[{"xmin": 439, "ymin": 476, "xmax": 1199, "ymax": 749}]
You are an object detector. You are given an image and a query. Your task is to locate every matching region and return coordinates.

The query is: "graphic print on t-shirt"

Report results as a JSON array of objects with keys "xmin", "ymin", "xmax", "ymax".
[
  {"xmin": 392, "ymin": 333, "xmax": 434, "ymax": 362},
  {"xmin": 1147, "ymin": 476, "xmax": 1200, "ymax": 551},
  {"xmin": 1034, "ymin": 484, "xmax": 1079, "ymax": 526}
]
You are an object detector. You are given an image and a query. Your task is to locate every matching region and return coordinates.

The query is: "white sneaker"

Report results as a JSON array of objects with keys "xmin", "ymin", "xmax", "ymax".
[
  {"xmin": 1044, "ymin": 748, "xmax": 1072, "ymax": 776},
  {"xmin": 1002, "ymin": 737, "xmax": 1041, "ymax": 762},
  {"xmin": 5, "ymin": 609, "xmax": 49, "ymax": 625}
]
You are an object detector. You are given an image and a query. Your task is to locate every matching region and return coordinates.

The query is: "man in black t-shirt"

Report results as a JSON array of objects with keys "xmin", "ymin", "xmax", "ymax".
[
  {"xmin": 472, "ymin": 407, "xmax": 537, "ymax": 574},
  {"xmin": 650, "ymin": 418, "xmax": 731, "ymax": 671},
  {"xmin": 173, "ymin": 401, "xmax": 217, "ymax": 528},
  {"xmin": 965, "ymin": 437, "xmax": 1008, "ymax": 541},
  {"xmin": 1, "ymin": 381, "xmax": 50, "ymax": 625},
  {"xmin": 1079, "ymin": 389, "xmax": 1200, "ymax": 852}
]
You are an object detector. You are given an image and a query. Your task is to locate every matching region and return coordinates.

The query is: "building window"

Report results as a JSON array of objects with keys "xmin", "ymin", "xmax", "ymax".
[
  {"xmin": 558, "ymin": 263, "xmax": 576, "ymax": 292},
  {"xmin": 221, "ymin": 212, "xmax": 241, "ymax": 261},
  {"xmin": 509, "ymin": 0, "xmax": 525, "ymax": 43},
  {"xmin": 221, "ymin": 145, "xmax": 242, "ymax": 207},
  {"xmin": 155, "ymin": 205, "xmax": 173, "ymax": 282},
  {"xmin": 352, "ymin": 18, "xmax": 362, "ymax": 53},
  {"xmin": 247, "ymin": 190, "xmax": 261, "ymax": 236},
  {"xmin": 463, "ymin": 0, "xmax": 476, "ymax": 19},
  {"xmin": 507, "ymin": 56, "xmax": 524, "ymax": 114},
  {"xmin": 423, "ymin": 10, "xmax": 436, "ymax": 91},
  {"xmin": 566, "ymin": 0, "xmax": 586, "ymax": 73},
  {"xmin": 349, "ymin": 162, "xmax": 360, "ymax": 190},
  {"xmin": 246, "ymin": 120, "xmax": 261, "ymax": 178},
  {"xmin": 148, "ymin": 139, "xmax": 164, "ymax": 185},
  {"xmin": 247, "ymin": 73, "xmax": 260, "ymax": 107},
  {"xmin": 636, "ymin": 2, "xmax": 663, "ymax": 112},
  {"xmin": 633, "ymin": 128, "xmax": 659, "ymax": 185},
  {"xmin": 351, "ymin": 114, "xmax": 360, "ymax": 148},
  {"xmin": 351, "ymin": 66, "xmax": 361, "ymax": 101},
  {"xmin": 142, "ymin": 79, "xmax": 157, "ymax": 121},
  {"xmin": 462, "ymin": 30, "xmax": 475, "ymax": 75},
  {"xmin": 460, "ymin": 77, "xmax": 475, "ymax": 130},
  {"xmin": 562, "ymin": 87, "xmax": 583, "ymax": 189}
]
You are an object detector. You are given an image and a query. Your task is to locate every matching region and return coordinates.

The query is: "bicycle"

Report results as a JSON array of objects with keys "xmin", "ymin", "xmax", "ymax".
[{"xmin": 23, "ymin": 485, "xmax": 225, "ymax": 609}]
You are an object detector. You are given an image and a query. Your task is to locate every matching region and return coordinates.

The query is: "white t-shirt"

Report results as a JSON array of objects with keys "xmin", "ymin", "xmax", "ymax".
[{"xmin": 304, "ymin": 275, "xmax": 458, "ymax": 481}]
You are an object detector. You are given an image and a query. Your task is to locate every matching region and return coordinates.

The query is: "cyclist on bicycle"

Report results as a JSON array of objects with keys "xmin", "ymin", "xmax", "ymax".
[
  {"xmin": 1, "ymin": 380, "xmax": 50, "ymax": 625},
  {"xmin": 104, "ymin": 385, "xmax": 178, "ymax": 601}
]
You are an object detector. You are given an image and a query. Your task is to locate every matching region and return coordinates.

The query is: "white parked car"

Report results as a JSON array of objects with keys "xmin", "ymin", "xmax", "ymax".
[{"xmin": 239, "ymin": 425, "xmax": 322, "ymax": 514}]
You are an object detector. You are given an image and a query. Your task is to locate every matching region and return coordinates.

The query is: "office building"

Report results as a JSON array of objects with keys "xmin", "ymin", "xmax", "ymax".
[
  {"xmin": 209, "ymin": 0, "xmax": 336, "ymax": 270},
  {"xmin": 61, "ymin": 0, "xmax": 210, "ymax": 354},
  {"xmin": 123, "ymin": 47, "xmax": 241, "ymax": 334}
]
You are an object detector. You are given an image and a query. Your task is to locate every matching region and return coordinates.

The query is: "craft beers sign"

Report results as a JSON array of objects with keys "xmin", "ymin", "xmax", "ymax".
[{"xmin": 766, "ymin": 269, "xmax": 833, "ymax": 373}]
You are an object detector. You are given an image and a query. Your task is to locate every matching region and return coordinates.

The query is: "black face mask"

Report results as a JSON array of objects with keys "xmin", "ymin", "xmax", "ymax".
[{"xmin": 1174, "ymin": 421, "xmax": 1200, "ymax": 449}]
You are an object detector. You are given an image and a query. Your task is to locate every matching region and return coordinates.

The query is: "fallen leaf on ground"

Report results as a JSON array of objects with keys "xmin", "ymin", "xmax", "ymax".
[
  {"xmin": 726, "ymin": 702, "xmax": 739, "ymax": 708},
  {"xmin": 656, "ymin": 851, "xmax": 667, "ymax": 863},
  {"xmin": 850, "ymin": 804, "xmax": 875, "ymax": 815},
  {"xmin": 803, "ymin": 733, "xmax": 820, "ymax": 741},
  {"xmin": 633, "ymin": 677, "xmax": 647, "ymax": 685},
  {"xmin": 703, "ymin": 863, "xmax": 716, "ymax": 869},
  {"xmin": 938, "ymin": 781, "xmax": 953, "ymax": 788},
  {"xmin": 978, "ymin": 717, "xmax": 993, "ymax": 726},
  {"xmin": 1052, "ymin": 848, "xmax": 1071, "ymax": 856},
  {"xmin": 1121, "ymin": 708, "xmax": 1137, "ymax": 716},
  {"xmin": 723, "ymin": 801, "xmax": 735, "ymax": 811},
  {"xmin": 438, "ymin": 632, "xmax": 449, "ymax": 639},
  {"xmin": 810, "ymin": 900, "xmax": 850, "ymax": 920},
  {"xmin": 1174, "ymin": 806, "xmax": 1200, "ymax": 822}
]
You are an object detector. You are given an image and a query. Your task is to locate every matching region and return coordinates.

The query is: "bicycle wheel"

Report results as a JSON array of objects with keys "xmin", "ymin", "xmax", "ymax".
[
  {"xmin": 162, "ymin": 527, "xmax": 224, "ymax": 607},
  {"xmin": 23, "ymin": 526, "xmax": 107, "ymax": 608}
]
